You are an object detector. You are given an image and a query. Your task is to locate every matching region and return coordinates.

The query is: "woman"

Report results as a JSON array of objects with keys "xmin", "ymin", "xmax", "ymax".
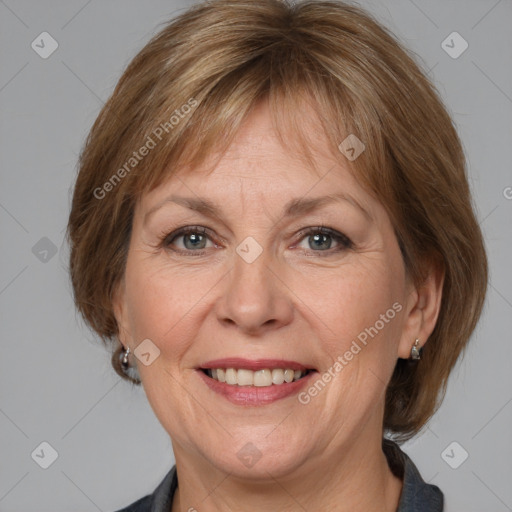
[{"xmin": 66, "ymin": 0, "xmax": 488, "ymax": 510}]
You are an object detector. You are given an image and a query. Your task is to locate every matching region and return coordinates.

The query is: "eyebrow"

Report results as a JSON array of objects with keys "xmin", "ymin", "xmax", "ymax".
[{"xmin": 143, "ymin": 192, "xmax": 372, "ymax": 225}]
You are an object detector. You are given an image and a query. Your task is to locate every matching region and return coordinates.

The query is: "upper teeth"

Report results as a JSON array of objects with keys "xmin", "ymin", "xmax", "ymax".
[{"xmin": 207, "ymin": 368, "xmax": 306, "ymax": 387}]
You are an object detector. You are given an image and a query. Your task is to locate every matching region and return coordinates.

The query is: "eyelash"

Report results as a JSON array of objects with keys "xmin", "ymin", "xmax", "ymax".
[{"xmin": 160, "ymin": 225, "xmax": 353, "ymax": 257}]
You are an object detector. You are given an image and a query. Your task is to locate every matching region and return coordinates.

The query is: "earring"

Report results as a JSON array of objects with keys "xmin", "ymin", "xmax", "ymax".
[
  {"xmin": 410, "ymin": 338, "xmax": 421, "ymax": 360},
  {"xmin": 118, "ymin": 345, "xmax": 142, "ymax": 384},
  {"xmin": 121, "ymin": 346, "xmax": 130, "ymax": 370}
]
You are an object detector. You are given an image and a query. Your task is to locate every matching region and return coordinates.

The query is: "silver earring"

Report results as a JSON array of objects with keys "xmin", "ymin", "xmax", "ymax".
[
  {"xmin": 121, "ymin": 346, "xmax": 130, "ymax": 370},
  {"xmin": 410, "ymin": 338, "xmax": 421, "ymax": 360},
  {"xmin": 119, "ymin": 346, "xmax": 142, "ymax": 384}
]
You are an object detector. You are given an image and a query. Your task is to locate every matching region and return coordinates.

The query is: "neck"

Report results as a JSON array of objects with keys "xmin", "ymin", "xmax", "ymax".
[{"xmin": 170, "ymin": 430, "xmax": 402, "ymax": 512}]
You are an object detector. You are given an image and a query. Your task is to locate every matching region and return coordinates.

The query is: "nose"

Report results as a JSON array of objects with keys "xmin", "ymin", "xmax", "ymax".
[{"xmin": 214, "ymin": 246, "xmax": 294, "ymax": 336}]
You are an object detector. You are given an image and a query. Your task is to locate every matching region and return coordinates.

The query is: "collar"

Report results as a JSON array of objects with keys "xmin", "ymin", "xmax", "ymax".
[{"xmin": 384, "ymin": 439, "xmax": 444, "ymax": 512}]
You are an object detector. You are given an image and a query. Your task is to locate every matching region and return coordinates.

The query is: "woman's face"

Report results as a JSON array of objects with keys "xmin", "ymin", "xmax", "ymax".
[{"xmin": 114, "ymin": 101, "xmax": 420, "ymax": 478}]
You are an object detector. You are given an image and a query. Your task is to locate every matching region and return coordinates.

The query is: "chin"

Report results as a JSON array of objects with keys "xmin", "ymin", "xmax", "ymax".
[{"xmin": 202, "ymin": 436, "xmax": 312, "ymax": 481}]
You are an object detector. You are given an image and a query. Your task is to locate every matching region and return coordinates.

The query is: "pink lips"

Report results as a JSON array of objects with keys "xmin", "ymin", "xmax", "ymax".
[{"xmin": 197, "ymin": 358, "xmax": 316, "ymax": 406}]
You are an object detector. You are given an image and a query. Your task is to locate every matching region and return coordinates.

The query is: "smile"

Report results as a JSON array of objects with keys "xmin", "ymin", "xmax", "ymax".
[{"xmin": 197, "ymin": 358, "xmax": 318, "ymax": 405}]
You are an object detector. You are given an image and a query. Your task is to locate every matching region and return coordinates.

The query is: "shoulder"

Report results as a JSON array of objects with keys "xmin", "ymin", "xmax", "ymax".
[
  {"xmin": 383, "ymin": 439, "xmax": 444, "ymax": 512},
  {"xmin": 112, "ymin": 465, "xmax": 177, "ymax": 512}
]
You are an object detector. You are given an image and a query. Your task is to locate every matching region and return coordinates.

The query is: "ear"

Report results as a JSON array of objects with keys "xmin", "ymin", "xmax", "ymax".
[
  {"xmin": 112, "ymin": 276, "xmax": 131, "ymax": 348},
  {"xmin": 397, "ymin": 260, "xmax": 445, "ymax": 359}
]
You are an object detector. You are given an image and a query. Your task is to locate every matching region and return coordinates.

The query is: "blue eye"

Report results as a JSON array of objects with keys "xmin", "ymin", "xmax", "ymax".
[
  {"xmin": 296, "ymin": 227, "xmax": 352, "ymax": 253},
  {"xmin": 163, "ymin": 226, "xmax": 214, "ymax": 253}
]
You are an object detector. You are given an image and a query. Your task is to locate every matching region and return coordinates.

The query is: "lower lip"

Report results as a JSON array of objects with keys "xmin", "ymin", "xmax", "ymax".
[{"xmin": 197, "ymin": 370, "xmax": 317, "ymax": 405}]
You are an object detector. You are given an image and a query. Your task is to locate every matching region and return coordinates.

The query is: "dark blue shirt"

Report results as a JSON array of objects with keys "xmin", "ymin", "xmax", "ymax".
[{"xmin": 114, "ymin": 440, "xmax": 443, "ymax": 511}]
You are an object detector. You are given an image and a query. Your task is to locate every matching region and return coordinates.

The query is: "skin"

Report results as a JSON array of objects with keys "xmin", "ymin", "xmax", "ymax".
[{"xmin": 113, "ymin": 99, "xmax": 444, "ymax": 512}]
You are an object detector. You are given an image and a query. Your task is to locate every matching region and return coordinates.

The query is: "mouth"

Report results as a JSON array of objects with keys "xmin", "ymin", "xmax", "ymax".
[{"xmin": 196, "ymin": 358, "xmax": 318, "ymax": 405}]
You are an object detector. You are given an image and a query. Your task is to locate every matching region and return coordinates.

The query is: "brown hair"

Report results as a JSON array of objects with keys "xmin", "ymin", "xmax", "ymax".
[{"xmin": 66, "ymin": 0, "xmax": 488, "ymax": 441}]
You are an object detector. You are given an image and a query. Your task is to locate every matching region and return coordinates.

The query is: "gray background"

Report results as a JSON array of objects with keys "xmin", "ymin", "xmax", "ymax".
[{"xmin": 0, "ymin": 0, "xmax": 511, "ymax": 510}]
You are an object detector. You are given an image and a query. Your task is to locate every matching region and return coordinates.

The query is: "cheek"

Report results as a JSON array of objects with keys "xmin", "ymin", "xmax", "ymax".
[
  {"xmin": 123, "ymin": 257, "xmax": 218, "ymax": 354},
  {"xmin": 302, "ymin": 262, "xmax": 401, "ymax": 349},
  {"xmin": 300, "ymin": 260, "xmax": 404, "ymax": 406}
]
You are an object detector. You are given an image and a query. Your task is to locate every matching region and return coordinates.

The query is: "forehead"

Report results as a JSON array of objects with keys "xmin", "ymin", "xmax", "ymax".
[{"xmin": 138, "ymin": 100, "xmax": 373, "ymax": 215}]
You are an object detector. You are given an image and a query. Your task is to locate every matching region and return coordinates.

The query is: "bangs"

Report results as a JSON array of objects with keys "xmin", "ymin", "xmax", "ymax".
[{"xmin": 122, "ymin": 48, "xmax": 369, "ymax": 202}]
